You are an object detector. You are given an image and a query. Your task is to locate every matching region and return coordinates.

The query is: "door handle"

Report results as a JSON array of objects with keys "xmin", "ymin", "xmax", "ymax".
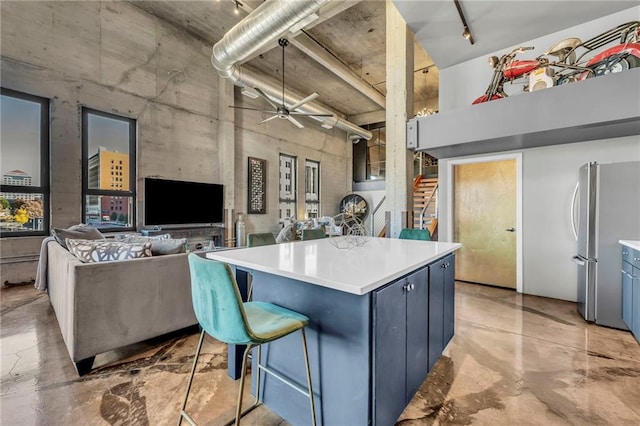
[
  {"xmin": 621, "ymin": 269, "xmax": 638, "ymax": 279},
  {"xmin": 505, "ymin": 227, "xmax": 515, "ymax": 232},
  {"xmin": 572, "ymin": 256, "xmax": 586, "ymax": 266},
  {"xmin": 570, "ymin": 181, "xmax": 579, "ymax": 241}
]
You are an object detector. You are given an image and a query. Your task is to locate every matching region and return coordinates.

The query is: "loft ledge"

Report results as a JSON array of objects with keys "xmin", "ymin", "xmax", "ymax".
[{"xmin": 408, "ymin": 68, "xmax": 640, "ymax": 158}]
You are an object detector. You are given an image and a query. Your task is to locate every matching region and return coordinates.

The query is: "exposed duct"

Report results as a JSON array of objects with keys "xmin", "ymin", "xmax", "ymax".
[{"xmin": 211, "ymin": 0, "xmax": 372, "ymax": 140}]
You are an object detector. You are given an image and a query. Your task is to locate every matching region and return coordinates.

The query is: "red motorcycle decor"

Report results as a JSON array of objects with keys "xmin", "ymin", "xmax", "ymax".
[{"xmin": 473, "ymin": 21, "xmax": 640, "ymax": 105}]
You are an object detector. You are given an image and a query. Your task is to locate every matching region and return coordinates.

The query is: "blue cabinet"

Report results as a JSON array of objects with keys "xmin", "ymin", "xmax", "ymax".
[
  {"xmin": 621, "ymin": 246, "xmax": 640, "ymax": 343},
  {"xmin": 428, "ymin": 253, "xmax": 455, "ymax": 371},
  {"xmin": 373, "ymin": 266, "xmax": 428, "ymax": 426},
  {"xmin": 373, "ymin": 254, "xmax": 456, "ymax": 425}
]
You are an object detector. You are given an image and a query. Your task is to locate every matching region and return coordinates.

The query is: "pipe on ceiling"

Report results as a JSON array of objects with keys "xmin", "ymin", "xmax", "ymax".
[{"xmin": 211, "ymin": 0, "xmax": 372, "ymax": 140}]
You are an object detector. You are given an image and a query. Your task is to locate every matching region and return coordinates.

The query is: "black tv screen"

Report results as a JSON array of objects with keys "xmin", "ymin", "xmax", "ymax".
[{"xmin": 144, "ymin": 178, "xmax": 224, "ymax": 227}]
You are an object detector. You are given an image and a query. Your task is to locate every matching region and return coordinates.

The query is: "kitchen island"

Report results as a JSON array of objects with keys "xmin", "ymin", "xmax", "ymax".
[{"xmin": 207, "ymin": 237, "xmax": 461, "ymax": 425}]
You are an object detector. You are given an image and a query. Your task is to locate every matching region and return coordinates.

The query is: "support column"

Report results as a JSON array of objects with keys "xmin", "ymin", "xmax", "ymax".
[
  {"xmin": 385, "ymin": 0, "xmax": 414, "ymax": 238},
  {"xmin": 217, "ymin": 76, "xmax": 236, "ymax": 247}
]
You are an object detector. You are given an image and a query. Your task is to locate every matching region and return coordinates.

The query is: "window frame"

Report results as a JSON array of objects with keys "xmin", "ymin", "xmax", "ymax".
[
  {"xmin": 278, "ymin": 153, "xmax": 298, "ymax": 222},
  {"xmin": 304, "ymin": 159, "xmax": 320, "ymax": 219},
  {"xmin": 81, "ymin": 107, "xmax": 136, "ymax": 232},
  {"xmin": 0, "ymin": 88, "xmax": 50, "ymax": 238}
]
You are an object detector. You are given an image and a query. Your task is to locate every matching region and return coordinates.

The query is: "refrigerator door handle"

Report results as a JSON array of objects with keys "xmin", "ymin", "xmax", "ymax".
[
  {"xmin": 570, "ymin": 181, "xmax": 579, "ymax": 241},
  {"xmin": 572, "ymin": 256, "xmax": 586, "ymax": 266}
]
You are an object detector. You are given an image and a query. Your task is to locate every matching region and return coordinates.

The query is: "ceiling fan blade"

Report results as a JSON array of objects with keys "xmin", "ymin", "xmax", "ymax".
[
  {"xmin": 258, "ymin": 115, "xmax": 280, "ymax": 125},
  {"xmin": 287, "ymin": 115, "xmax": 304, "ymax": 128},
  {"xmin": 290, "ymin": 92, "xmax": 319, "ymax": 111},
  {"xmin": 289, "ymin": 112, "xmax": 333, "ymax": 117},
  {"xmin": 254, "ymin": 88, "xmax": 279, "ymax": 109},
  {"xmin": 228, "ymin": 106, "xmax": 273, "ymax": 112}
]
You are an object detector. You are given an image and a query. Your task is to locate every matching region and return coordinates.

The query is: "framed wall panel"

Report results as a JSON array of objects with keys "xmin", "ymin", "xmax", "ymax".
[{"xmin": 248, "ymin": 157, "xmax": 266, "ymax": 214}]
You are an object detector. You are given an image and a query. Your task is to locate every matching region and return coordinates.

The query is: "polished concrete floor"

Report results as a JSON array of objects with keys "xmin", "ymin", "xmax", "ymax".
[{"xmin": 2, "ymin": 282, "xmax": 639, "ymax": 425}]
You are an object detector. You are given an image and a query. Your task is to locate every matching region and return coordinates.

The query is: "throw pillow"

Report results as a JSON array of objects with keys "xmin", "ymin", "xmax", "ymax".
[
  {"xmin": 66, "ymin": 239, "xmax": 152, "ymax": 263},
  {"xmin": 113, "ymin": 233, "xmax": 171, "ymax": 241},
  {"xmin": 117, "ymin": 236, "xmax": 187, "ymax": 255},
  {"xmin": 52, "ymin": 224, "xmax": 105, "ymax": 250}
]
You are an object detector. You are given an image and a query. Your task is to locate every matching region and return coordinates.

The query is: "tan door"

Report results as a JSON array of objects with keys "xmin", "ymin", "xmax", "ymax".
[{"xmin": 453, "ymin": 160, "xmax": 516, "ymax": 288}]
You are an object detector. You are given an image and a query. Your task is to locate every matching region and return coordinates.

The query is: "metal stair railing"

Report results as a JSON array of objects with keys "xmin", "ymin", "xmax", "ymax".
[
  {"xmin": 370, "ymin": 196, "xmax": 386, "ymax": 237},
  {"xmin": 419, "ymin": 183, "xmax": 438, "ymax": 230}
]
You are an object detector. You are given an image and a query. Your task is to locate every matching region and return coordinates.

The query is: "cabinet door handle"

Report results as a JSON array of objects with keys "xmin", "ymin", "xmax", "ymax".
[
  {"xmin": 621, "ymin": 269, "xmax": 638, "ymax": 279},
  {"xmin": 622, "ymin": 251, "xmax": 628, "ymax": 255},
  {"xmin": 410, "ymin": 283, "xmax": 415, "ymax": 291}
]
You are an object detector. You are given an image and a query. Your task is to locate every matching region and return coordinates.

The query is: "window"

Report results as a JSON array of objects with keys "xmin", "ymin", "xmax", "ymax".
[
  {"xmin": 0, "ymin": 88, "xmax": 50, "ymax": 237},
  {"xmin": 82, "ymin": 108, "xmax": 135, "ymax": 231},
  {"xmin": 279, "ymin": 153, "xmax": 297, "ymax": 222},
  {"xmin": 353, "ymin": 122, "xmax": 386, "ymax": 185},
  {"xmin": 305, "ymin": 160, "xmax": 320, "ymax": 219}
]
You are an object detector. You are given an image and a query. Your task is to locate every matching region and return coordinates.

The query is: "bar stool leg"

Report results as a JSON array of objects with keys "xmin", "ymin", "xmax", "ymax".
[
  {"xmin": 301, "ymin": 328, "xmax": 317, "ymax": 426},
  {"xmin": 178, "ymin": 330, "xmax": 206, "ymax": 426}
]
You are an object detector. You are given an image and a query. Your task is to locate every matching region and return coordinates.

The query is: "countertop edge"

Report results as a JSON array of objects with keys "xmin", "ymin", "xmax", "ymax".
[
  {"xmin": 207, "ymin": 243, "xmax": 462, "ymax": 295},
  {"xmin": 619, "ymin": 240, "xmax": 640, "ymax": 251}
]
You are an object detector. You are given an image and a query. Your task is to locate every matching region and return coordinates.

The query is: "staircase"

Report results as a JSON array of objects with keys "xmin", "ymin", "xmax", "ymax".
[{"xmin": 412, "ymin": 175, "xmax": 438, "ymax": 239}]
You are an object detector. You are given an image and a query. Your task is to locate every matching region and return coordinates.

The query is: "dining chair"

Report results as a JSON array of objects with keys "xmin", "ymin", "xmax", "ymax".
[
  {"xmin": 246, "ymin": 232, "xmax": 276, "ymax": 247},
  {"xmin": 178, "ymin": 254, "xmax": 316, "ymax": 426},
  {"xmin": 301, "ymin": 228, "xmax": 325, "ymax": 241},
  {"xmin": 398, "ymin": 228, "xmax": 431, "ymax": 241}
]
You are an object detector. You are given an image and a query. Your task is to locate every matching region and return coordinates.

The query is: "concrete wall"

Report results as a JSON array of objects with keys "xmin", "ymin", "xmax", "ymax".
[
  {"xmin": 0, "ymin": 1, "xmax": 350, "ymax": 283},
  {"xmin": 439, "ymin": 6, "xmax": 640, "ymax": 111}
]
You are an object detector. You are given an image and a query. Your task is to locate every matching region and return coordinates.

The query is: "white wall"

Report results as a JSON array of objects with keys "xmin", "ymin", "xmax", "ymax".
[
  {"xmin": 439, "ymin": 136, "xmax": 640, "ymax": 301},
  {"xmin": 440, "ymin": 6, "xmax": 640, "ymax": 111},
  {"xmin": 435, "ymin": 5, "xmax": 640, "ymax": 301}
]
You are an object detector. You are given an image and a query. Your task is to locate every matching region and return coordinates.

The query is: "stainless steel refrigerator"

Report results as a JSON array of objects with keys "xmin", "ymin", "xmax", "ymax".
[{"xmin": 571, "ymin": 161, "xmax": 640, "ymax": 330}]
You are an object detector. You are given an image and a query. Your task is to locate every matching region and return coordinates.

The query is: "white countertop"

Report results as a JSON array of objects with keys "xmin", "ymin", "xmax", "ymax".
[
  {"xmin": 620, "ymin": 240, "xmax": 640, "ymax": 251},
  {"xmin": 206, "ymin": 237, "xmax": 461, "ymax": 295}
]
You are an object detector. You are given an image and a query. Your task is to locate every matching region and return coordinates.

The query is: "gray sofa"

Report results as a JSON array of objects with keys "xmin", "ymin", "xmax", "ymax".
[{"xmin": 46, "ymin": 240, "xmax": 197, "ymax": 375}]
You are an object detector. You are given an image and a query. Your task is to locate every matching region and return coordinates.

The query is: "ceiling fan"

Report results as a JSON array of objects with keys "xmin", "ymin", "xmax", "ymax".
[{"xmin": 230, "ymin": 38, "xmax": 332, "ymax": 128}]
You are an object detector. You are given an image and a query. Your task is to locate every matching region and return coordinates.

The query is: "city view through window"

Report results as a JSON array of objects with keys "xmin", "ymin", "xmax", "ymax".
[
  {"xmin": 83, "ymin": 110, "xmax": 135, "ymax": 230},
  {"xmin": 0, "ymin": 90, "xmax": 48, "ymax": 235}
]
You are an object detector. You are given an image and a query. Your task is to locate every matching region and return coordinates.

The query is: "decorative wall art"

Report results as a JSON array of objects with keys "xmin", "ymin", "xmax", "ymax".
[{"xmin": 248, "ymin": 157, "xmax": 266, "ymax": 214}]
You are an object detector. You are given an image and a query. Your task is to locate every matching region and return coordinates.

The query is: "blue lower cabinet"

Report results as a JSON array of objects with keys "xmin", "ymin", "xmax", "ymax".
[
  {"xmin": 632, "ymin": 265, "xmax": 640, "ymax": 342},
  {"xmin": 622, "ymin": 260, "xmax": 634, "ymax": 330},
  {"xmin": 373, "ymin": 255, "xmax": 456, "ymax": 425},
  {"xmin": 373, "ymin": 267, "xmax": 428, "ymax": 425},
  {"xmin": 622, "ymin": 246, "xmax": 640, "ymax": 344}
]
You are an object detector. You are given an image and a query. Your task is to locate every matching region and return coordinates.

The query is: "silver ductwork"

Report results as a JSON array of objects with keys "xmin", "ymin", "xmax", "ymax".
[{"xmin": 211, "ymin": 0, "xmax": 372, "ymax": 140}]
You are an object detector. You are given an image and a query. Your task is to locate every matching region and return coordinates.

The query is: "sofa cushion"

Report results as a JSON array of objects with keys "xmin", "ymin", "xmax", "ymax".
[
  {"xmin": 66, "ymin": 239, "xmax": 152, "ymax": 263},
  {"xmin": 116, "ymin": 236, "xmax": 187, "ymax": 255},
  {"xmin": 52, "ymin": 224, "xmax": 105, "ymax": 249}
]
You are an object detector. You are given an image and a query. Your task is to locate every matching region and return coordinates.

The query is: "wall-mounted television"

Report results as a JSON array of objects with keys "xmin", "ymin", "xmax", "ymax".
[{"xmin": 144, "ymin": 177, "xmax": 224, "ymax": 227}]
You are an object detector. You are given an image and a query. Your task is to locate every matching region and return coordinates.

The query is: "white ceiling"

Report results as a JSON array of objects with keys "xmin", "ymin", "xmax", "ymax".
[{"xmin": 392, "ymin": 0, "xmax": 639, "ymax": 69}]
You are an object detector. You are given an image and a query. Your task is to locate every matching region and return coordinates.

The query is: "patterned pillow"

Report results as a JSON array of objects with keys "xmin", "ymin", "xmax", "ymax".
[
  {"xmin": 117, "ymin": 236, "xmax": 187, "ymax": 255},
  {"xmin": 113, "ymin": 233, "xmax": 171, "ymax": 241},
  {"xmin": 66, "ymin": 239, "xmax": 152, "ymax": 263},
  {"xmin": 52, "ymin": 224, "xmax": 105, "ymax": 250}
]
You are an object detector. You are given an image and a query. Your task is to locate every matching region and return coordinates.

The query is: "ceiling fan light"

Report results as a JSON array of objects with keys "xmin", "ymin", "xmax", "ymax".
[
  {"xmin": 241, "ymin": 87, "xmax": 259, "ymax": 99},
  {"xmin": 462, "ymin": 27, "xmax": 471, "ymax": 40}
]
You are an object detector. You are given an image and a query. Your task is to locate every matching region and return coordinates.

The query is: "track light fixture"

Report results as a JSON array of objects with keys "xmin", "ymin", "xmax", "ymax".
[
  {"xmin": 454, "ymin": 0, "xmax": 475, "ymax": 45},
  {"xmin": 234, "ymin": 0, "xmax": 241, "ymax": 15}
]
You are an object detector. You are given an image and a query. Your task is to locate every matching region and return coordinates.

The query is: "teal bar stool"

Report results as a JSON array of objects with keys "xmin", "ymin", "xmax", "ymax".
[
  {"xmin": 245, "ymin": 233, "xmax": 276, "ymax": 300},
  {"xmin": 301, "ymin": 228, "xmax": 325, "ymax": 241},
  {"xmin": 398, "ymin": 228, "xmax": 431, "ymax": 241},
  {"xmin": 178, "ymin": 254, "xmax": 316, "ymax": 426},
  {"xmin": 246, "ymin": 232, "xmax": 276, "ymax": 247}
]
